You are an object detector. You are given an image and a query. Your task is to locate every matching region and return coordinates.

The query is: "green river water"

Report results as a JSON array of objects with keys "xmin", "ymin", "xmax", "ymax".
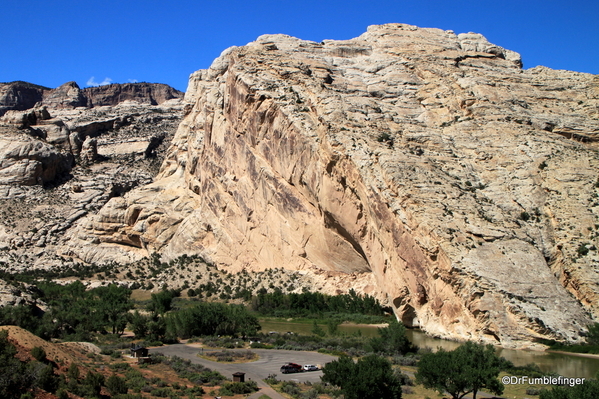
[{"xmin": 259, "ymin": 320, "xmax": 599, "ymax": 379}]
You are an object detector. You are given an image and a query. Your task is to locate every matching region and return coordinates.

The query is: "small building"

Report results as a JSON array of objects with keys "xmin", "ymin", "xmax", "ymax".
[
  {"xmin": 130, "ymin": 344, "xmax": 149, "ymax": 358},
  {"xmin": 232, "ymin": 372, "xmax": 245, "ymax": 383}
]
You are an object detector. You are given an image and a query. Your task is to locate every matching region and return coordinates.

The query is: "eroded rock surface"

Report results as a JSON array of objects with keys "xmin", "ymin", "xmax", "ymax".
[
  {"xmin": 0, "ymin": 82, "xmax": 184, "ymax": 275},
  {"xmin": 60, "ymin": 24, "xmax": 599, "ymax": 346}
]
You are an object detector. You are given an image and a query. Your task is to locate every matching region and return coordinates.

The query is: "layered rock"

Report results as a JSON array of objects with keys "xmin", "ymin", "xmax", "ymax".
[
  {"xmin": 0, "ymin": 81, "xmax": 184, "ymax": 274},
  {"xmin": 0, "ymin": 126, "xmax": 73, "ymax": 186},
  {"xmin": 65, "ymin": 24, "xmax": 599, "ymax": 347},
  {"xmin": 0, "ymin": 81, "xmax": 184, "ymax": 116},
  {"xmin": 0, "ymin": 81, "xmax": 48, "ymax": 116},
  {"xmin": 80, "ymin": 83, "xmax": 182, "ymax": 107}
]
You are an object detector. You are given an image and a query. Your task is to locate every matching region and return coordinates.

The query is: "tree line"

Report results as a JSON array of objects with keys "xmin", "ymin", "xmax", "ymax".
[
  {"xmin": 0, "ymin": 282, "xmax": 260, "ymax": 342},
  {"xmin": 251, "ymin": 288, "xmax": 387, "ymax": 316}
]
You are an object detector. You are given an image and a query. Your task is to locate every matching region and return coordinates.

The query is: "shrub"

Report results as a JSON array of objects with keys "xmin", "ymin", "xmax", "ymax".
[
  {"xmin": 106, "ymin": 375, "xmax": 128, "ymax": 395},
  {"xmin": 281, "ymin": 381, "xmax": 301, "ymax": 396},
  {"xmin": 577, "ymin": 244, "xmax": 590, "ymax": 256},
  {"xmin": 526, "ymin": 387, "xmax": 541, "ymax": 395},
  {"xmin": 31, "ymin": 346, "xmax": 46, "ymax": 362},
  {"xmin": 109, "ymin": 362, "xmax": 131, "ymax": 372},
  {"xmin": 219, "ymin": 381, "xmax": 258, "ymax": 395},
  {"xmin": 151, "ymin": 387, "xmax": 175, "ymax": 397}
]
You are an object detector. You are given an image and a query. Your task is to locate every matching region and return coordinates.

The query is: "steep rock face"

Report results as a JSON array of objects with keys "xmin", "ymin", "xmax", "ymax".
[
  {"xmin": 0, "ymin": 126, "xmax": 73, "ymax": 186},
  {"xmin": 81, "ymin": 83, "xmax": 183, "ymax": 107},
  {"xmin": 65, "ymin": 24, "xmax": 599, "ymax": 347},
  {"xmin": 41, "ymin": 81, "xmax": 87, "ymax": 109},
  {"xmin": 0, "ymin": 81, "xmax": 48, "ymax": 116}
]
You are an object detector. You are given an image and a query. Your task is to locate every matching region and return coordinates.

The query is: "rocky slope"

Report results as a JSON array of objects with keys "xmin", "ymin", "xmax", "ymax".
[
  {"xmin": 0, "ymin": 81, "xmax": 184, "ymax": 272},
  {"xmin": 63, "ymin": 24, "xmax": 599, "ymax": 348}
]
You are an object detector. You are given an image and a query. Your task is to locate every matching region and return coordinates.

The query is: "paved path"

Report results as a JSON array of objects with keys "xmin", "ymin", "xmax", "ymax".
[{"xmin": 155, "ymin": 345, "xmax": 337, "ymax": 399}]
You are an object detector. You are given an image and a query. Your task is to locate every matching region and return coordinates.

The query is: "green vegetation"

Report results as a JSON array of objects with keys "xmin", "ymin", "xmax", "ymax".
[
  {"xmin": 265, "ymin": 374, "xmax": 341, "ymax": 399},
  {"xmin": 150, "ymin": 353, "xmax": 224, "ymax": 388},
  {"xmin": 201, "ymin": 349, "xmax": 257, "ymax": 362},
  {"xmin": 218, "ymin": 380, "xmax": 259, "ymax": 395},
  {"xmin": 322, "ymin": 354, "xmax": 403, "ymax": 399},
  {"xmin": 541, "ymin": 322, "xmax": 599, "ymax": 354},
  {"xmin": 416, "ymin": 341, "xmax": 504, "ymax": 399},
  {"xmin": 539, "ymin": 379, "xmax": 599, "ymax": 399},
  {"xmin": 252, "ymin": 288, "xmax": 387, "ymax": 318},
  {"xmin": 369, "ymin": 319, "xmax": 417, "ymax": 355},
  {"xmin": 0, "ymin": 281, "xmax": 132, "ymax": 340},
  {"xmin": 166, "ymin": 301, "xmax": 260, "ymax": 339},
  {"xmin": 0, "ymin": 330, "xmax": 36, "ymax": 398}
]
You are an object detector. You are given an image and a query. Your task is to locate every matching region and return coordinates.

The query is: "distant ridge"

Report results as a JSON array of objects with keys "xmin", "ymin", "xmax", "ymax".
[{"xmin": 0, "ymin": 80, "xmax": 183, "ymax": 116}]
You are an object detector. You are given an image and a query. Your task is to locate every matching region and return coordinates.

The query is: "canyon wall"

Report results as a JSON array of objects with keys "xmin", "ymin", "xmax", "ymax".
[{"xmin": 65, "ymin": 24, "xmax": 599, "ymax": 348}]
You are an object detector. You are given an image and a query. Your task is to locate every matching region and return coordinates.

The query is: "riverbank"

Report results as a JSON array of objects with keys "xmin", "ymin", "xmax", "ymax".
[
  {"xmin": 546, "ymin": 350, "xmax": 599, "ymax": 360},
  {"xmin": 340, "ymin": 321, "xmax": 388, "ymax": 328}
]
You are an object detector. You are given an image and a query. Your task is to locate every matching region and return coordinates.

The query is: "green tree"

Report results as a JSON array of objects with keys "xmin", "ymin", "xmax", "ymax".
[
  {"xmin": 92, "ymin": 284, "xmax": 133, "ymax": 335},
  {"xmin": 82, "ymin": 371, "xmax": 105, "ymax": 398},
  {"xmin": 0, "ymin": 331, "xmax": 34, "ymax": 398},
  {"xmin": 586, "ymin": 323, "xmax": 599, "ymax": 346},
  {"xmin": 148, "ymin": 289, "xmax": 179, "ymax": 315},
  {"xmin": 416, "ymin": 341, "xmax": 504, "ymax": 399},
  {"xmin": 327, "ymin": 320, "xmax": 340, "ymax": 336},
  {"xmin": 32, "ymin": 363, "xmax": 58, "ymax": 393},
  {"xmin": 540, "ymin": 379, "xmax": 599, "ymax": 399},
  {"xmin": 106, "ymin": 375, "xmax": 128, "ymax": 395},
  {"xmin": 369, "ymin": 319, "xmax": 417, "ymax": 355},
  {"xmin": 321, "ymin": 354, "xmax": 402, "ymax": 399},
  {"xmin": 31, "ymin": 346, "xmax": 47, "ymax": 362},
  {"xmin": 67, "ymin": 363, "xmax": 80, "ymax": 381},
  {"xmin": 311, "ymin": 321, "xmax": 325, "ymax": 337},
  {"xmin": 130, "ymin": 311, "xmax": 149, "ymax": 338}
]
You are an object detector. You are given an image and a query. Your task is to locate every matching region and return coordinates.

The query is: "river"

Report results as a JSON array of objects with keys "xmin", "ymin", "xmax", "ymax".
[{"xmin": 259, "ymin": 320, "xmax": 599, "ymax": 379}]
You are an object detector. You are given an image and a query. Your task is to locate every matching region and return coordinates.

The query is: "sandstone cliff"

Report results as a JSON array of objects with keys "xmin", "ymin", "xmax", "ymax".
[
  {"xmin": 0, "ymin": 81, "xmax": 49, "ymax": 116},
  {"xmin": 0, "ymin": 81, "xmax": 183, "ymax": 275},
  {"xmin": 65, "ymin": 24, "xmax": 598, "ymax": 347}
]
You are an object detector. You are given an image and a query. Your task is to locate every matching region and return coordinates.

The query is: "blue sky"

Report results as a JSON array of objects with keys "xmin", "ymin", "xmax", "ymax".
[{"xmin": 2, "ymin": 0, "xmax": 597, "ymax": 92}]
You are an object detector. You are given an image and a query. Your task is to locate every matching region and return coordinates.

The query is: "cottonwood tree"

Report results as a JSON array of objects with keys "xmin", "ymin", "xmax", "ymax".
[
  {"xmin": 369, "ymin": 319, "xmax": 417, "ymax": 355},
  {"xmin": 322, "ymin": 354, "xmax": 402, "ymax": 399},
  {"xmin": 416, "ymin": 341, "xmax": 504, "ymax": 399}
]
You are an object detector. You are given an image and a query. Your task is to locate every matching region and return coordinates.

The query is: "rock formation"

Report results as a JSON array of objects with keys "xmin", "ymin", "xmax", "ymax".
[
  {"xmin": 0, "ymin": 81, "xmax": 49, "ymax": 116},
  {"xmin": 62, "ymin": 24, "xmax": 599, "ymax": 347},
  {"xmin": 1, "ymin": 24, "xmax": 597, "ymax": 349},
  {"xmin": 0, "ymin": 81, "xmax": 183, "ymax": 116},
  {"xmin": 0, "ymin": 81, "xmax": 184, "ymax": 277},
  {"xmin": 80, "ymin": 83, "xmax": 183, "ymax": 107}
]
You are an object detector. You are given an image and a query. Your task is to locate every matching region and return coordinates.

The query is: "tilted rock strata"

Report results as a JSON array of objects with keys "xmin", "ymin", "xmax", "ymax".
[{"xmin": 65, "ymin": 24, "xmax": 599, "ymax": 347}]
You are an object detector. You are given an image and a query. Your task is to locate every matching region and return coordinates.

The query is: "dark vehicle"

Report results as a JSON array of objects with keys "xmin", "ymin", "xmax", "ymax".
[{"xmin": 280, "ymin": 362, "xmax": 303, "ymax": 374}]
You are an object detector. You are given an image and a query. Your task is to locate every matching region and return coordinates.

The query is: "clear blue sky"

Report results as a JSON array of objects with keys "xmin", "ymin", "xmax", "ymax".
[{"xmin": 2, "ymin": 0, "xmax": 597, "ymax": 92}]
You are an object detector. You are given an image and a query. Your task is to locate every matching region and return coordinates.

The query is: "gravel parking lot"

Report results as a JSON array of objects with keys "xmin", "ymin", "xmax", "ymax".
[{"xmin": 155, "ymin": 344, "xmax": 338, "ymax": 384}]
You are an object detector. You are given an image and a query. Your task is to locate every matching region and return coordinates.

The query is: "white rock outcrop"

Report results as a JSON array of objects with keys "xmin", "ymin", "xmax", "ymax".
[{"xmin": 64, "ymin": 24, "xmax": 599, "ymax": 347}]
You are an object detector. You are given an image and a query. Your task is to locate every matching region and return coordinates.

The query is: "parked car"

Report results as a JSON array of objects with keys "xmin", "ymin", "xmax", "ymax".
[
  {"xmin": 303, "ymin": 364, "xmax": 319, "ymax": 371},
  {"xmin": 280, "ymin": 363, "xmax": 303, "ymax": 374}
]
